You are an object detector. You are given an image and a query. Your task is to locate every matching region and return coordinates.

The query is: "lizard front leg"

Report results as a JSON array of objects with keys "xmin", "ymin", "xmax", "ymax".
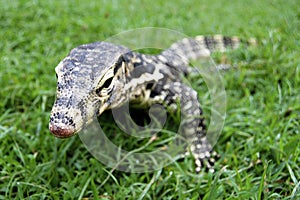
[{"xmin": 149, "ymin": 81, "xmax": 217, "ymax": 172}]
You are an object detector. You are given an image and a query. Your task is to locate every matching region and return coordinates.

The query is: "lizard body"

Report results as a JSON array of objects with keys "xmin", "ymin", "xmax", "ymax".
[{"xmin": 49, "ymin": 35, "xmax": 255, "ymax": 172}]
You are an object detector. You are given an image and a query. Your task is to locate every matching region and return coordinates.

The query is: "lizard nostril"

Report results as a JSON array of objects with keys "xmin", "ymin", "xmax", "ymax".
[{"xmin": 49, "ymin": 123, "xmax": 75, "ymax": 138}]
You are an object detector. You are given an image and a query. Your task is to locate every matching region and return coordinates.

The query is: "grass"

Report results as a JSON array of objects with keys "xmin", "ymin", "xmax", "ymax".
[{"xmin": 0, "ymin": 0, "xmax": 299, "ymax": 199}]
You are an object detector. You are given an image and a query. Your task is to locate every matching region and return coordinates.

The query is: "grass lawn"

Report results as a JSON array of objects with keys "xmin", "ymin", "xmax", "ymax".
[{"xmin": 0, "ymin": 0, "xmax": 299, "ymax": 199}]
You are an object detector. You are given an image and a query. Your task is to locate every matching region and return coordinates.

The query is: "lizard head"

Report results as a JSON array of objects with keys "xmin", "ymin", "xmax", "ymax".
[{"xmin": 49, "ymin": 42, "xmax": 130, "ymax": 138}]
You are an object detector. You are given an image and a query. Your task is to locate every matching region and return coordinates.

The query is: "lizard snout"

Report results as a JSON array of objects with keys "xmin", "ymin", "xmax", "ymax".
[{"xmin": 49, "ymin": 123, "xmax": 76, "ymax": 138}]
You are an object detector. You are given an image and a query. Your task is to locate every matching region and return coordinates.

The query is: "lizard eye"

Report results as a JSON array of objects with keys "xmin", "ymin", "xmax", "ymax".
[
  {"xmin": 101, "ymin": 77, "xmax": 113, "ymax": 89},
  {"xmin": 96, "ymin": 77, "xmax": 114, "ymax": 96}
]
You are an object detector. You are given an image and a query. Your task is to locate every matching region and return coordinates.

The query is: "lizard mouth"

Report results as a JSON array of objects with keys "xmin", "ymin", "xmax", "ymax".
[
  {"xmin": 49, "ymin": 107, "xmax": 99, "ymax": 138},
  {"xmin": 49, "ymin": 123, "xmax": 76, "ymax": 138}
]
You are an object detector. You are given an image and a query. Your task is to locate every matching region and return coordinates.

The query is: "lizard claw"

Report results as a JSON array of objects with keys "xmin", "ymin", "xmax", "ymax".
[{"xmin": 194, "ymin": 151, "xmax": 219, "ymax": 173}]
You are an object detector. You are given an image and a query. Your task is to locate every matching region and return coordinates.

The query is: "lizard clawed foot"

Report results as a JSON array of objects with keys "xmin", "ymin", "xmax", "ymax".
[{"xmin": 194, "ymin": 151, "xmax": 219, "ymax": 173}]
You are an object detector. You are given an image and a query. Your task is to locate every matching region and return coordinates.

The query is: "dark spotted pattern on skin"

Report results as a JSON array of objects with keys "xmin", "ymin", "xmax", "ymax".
[{"xmin": 49, "ymin": 35, "xmax": 255, "ymax": 171}]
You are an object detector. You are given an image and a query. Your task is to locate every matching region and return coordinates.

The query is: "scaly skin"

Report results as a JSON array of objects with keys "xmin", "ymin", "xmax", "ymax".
[{"xmin": 49, "ymin": 35, "xmax": 255, "ymax": 172}]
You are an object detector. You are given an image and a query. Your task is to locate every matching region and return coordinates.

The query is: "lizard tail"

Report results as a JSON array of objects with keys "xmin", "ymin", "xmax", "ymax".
[{"xmin": 159, "ymin": 35, "xmax": 257, "ymax": 66}]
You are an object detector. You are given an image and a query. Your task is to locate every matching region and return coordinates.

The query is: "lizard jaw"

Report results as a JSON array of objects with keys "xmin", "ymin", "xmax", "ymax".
[
  {"xmin": 49, "ymin": 100, "xmax": 104, "ymax": 138},
  {"xmin": 49, "ymin": 123, "xmax": 76, "ymax": 138}
]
